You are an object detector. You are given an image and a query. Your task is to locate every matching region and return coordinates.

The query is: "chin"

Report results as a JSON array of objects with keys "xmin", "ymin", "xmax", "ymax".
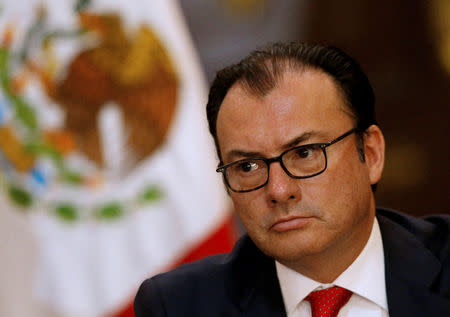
[{"xmin": 253, "ymin": 229, "xmax": 327, "ymax": 262}]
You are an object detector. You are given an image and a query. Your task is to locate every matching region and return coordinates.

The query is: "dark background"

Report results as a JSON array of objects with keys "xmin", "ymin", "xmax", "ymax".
[{"xmin": 180, "ymin": 0, "xmax": 449, "ymax": 216}]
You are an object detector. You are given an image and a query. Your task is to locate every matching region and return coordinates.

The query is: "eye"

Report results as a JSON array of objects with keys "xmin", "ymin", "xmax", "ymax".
[
  {"xmin": 238, "ymin": 161, "xmax": 259, "ymax": 173},
  {"xmin": 296, "ymin": 147, "xmax": 313, "ymax": 159}
]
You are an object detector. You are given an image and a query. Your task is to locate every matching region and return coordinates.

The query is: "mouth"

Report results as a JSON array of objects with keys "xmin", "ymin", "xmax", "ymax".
[{"xmin": 270, "ymin": 216, "xmax": 313, "ymax": 233}]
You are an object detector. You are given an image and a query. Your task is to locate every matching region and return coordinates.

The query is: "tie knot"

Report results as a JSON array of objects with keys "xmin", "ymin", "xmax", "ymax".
[{"xmin": 305, "ymin": 286, "xmax": 352, "ymax": 317}]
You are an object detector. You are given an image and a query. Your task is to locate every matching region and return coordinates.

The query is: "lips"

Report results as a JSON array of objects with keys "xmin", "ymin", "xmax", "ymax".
[{"xmin": 270, "ymin": 216, "xmax": 312, "ymax": 232}]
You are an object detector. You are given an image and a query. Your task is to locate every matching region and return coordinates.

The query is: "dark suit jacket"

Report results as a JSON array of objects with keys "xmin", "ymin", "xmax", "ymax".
[{"xmin": 134, "ymin": 208, "xmax": 450, "ymax": 316}]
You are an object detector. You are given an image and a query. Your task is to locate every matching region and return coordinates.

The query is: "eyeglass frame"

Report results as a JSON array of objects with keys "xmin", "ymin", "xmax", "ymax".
[{"xmin": 216, "ymin": 127, "xmax": 362, "ymax": 193}]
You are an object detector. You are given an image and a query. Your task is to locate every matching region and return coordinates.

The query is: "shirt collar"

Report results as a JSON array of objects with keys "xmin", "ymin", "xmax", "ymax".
[{"xmin": 276, "ymin": 218, "xmax": 388, "ymax": 315}]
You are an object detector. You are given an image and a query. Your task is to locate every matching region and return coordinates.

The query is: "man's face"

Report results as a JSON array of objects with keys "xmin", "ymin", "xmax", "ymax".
[{"xmin": 216, "ymin": 69, "xmax": 382, "ymax": 268}]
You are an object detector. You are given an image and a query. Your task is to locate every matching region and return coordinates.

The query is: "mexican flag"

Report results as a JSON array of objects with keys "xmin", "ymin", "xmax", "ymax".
[{"xmin": 0, "ymin": 0, "xmax": 234, "ymax": 316}]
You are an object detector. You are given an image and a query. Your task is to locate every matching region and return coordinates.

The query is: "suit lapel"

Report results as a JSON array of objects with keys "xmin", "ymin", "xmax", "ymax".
[
  {"xmin": 377, "ymin": 211, "xmax": 450, "ymax": 316},
  {"xmin": 228, "ymin": 235, "xmax": 287, "ymax": 317}
]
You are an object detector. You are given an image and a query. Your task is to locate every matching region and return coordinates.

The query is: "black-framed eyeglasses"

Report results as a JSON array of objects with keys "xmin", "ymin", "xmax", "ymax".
[{"xmin": 216, "ymin": 128, "xmax": 360, "ymax": 193}]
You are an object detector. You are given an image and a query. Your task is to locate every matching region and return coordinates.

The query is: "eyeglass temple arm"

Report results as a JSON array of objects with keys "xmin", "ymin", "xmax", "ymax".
[{"xmin": 325, "ymin": 128, "xmax": 360, "ymax": 147}]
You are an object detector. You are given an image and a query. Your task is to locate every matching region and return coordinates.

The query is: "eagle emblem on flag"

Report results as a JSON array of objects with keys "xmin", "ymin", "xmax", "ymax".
[{"xmin": 0, "ymin": 0, "xmax": 178, "ymax": 221}]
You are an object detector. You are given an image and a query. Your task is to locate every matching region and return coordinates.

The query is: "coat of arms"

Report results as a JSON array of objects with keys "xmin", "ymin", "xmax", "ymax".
[{"xmin": 0, "ymin": 0, "xmax": 178, "ymax": 221}]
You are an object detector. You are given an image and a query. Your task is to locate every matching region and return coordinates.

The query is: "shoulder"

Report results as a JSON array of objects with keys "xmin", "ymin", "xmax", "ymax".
[
  {"xmin": 376, "ymin": 207, "xmax": 450, "ymax": 263},
  {"xmin": 134, "ymin": 255, "xmax": 228, "ymax": 316},
  {"xmin": 134, "ymin": 234, "xmax": 261, "ymax": 316},
  {"xmin": 376, "ymin": 208, "xmax": 450, "ymax": 310},
  {"xmin": 376, "ymin": 207, "xmax": 450, "ymax": 230}
]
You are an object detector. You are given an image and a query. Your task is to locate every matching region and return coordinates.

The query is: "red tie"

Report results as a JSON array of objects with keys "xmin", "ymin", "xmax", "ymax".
[{"xmin": 305, "ymin": 286, "xmax": 353, "ymax": 317}]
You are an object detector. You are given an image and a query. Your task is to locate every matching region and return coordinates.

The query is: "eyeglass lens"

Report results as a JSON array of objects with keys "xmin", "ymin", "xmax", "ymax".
[{"xmin": 225, "ymin": 144, "xmax": 326, "ymax": 192}]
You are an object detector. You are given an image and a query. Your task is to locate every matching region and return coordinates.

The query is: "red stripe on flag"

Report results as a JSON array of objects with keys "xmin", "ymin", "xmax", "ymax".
[{"xmin": 113, "ymin": 215, "xmax": 237, "ymax": 317}]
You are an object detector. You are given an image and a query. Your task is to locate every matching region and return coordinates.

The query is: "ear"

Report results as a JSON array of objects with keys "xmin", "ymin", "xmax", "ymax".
[{"xmin": 363, "ymin": 125, "xmax": 385, "ymax": 185}]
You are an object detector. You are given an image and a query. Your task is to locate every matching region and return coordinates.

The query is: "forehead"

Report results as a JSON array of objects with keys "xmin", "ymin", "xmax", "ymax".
[{"xmin": 216, "ymin": 69, "xmax": 354, "ymax": 161}]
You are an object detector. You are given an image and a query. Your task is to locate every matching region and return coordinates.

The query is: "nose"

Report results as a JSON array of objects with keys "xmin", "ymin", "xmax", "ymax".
[{"xmin": 265, "ymin": 162, "xmax": 302, "ymax": 205}]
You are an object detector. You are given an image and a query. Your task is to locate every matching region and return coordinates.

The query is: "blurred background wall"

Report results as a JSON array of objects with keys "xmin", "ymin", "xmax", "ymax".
[{"xmin": 180, "ymin": 0, "xmax": 450, "ymax": 216}]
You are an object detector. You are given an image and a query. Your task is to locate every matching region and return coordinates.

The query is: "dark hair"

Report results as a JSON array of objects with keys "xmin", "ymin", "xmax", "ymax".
[{"xmin": 206, "ymin": 42, "xmax": 378, "ymax": 190}]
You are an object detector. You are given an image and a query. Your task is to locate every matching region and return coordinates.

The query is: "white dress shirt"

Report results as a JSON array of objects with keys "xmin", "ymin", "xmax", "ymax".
[{"xmin": 276, "ymin": 218, "xmax": 389, "ymax": 317}]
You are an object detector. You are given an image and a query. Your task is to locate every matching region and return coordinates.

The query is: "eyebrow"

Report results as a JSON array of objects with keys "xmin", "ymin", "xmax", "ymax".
[{"xmin": 225, "ymin": 130, "xmax": 327, "ymax": 160}]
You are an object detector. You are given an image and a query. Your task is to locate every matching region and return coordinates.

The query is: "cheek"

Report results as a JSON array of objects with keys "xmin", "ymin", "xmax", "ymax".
[
  {"xmin": 230, "ymin": 193, "xmax": 266, "ymax": 228},
  {"xmin": 303, "ymin": 157, "xmax": 370, "ymax": 222}
]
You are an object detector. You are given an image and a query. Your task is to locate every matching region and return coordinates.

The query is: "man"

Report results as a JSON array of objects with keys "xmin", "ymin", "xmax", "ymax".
[{"xmin": 134, "ymin": 42, "xmax": 450, "ymax": 316}]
